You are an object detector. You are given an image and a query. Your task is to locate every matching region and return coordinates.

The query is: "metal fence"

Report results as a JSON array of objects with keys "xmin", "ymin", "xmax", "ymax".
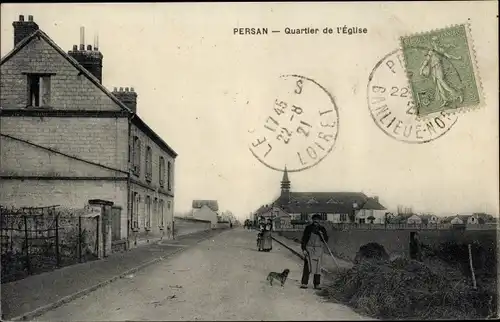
[
  {"xmin": 0, "ymin": 205, "xmax": 99, "ymax": 284},
  {"xmin": 276, "ymin": 221, "xmax": 463, "ymax": 231}
]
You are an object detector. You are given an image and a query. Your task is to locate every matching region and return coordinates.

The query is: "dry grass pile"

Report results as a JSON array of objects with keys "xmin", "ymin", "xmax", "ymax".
[{"xmin": 320, "ymin": 256, "xmax": 497, "ymax": 320}]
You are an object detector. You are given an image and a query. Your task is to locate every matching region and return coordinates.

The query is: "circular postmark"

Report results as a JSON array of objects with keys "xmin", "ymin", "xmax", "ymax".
[
  {"xmin": 367, "ymin": 49, "xmax": 458, "ymax": 144},
  {"xmin": 248, "ymin": 74, "xmax": 339, "ymax": 172}
]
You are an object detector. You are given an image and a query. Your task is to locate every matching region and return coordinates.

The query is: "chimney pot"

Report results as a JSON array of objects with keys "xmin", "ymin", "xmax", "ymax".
[
  {"xmin": 13, "ymin": 14, "xmax": 39, "ymax": 47},
  {"xmin": 125, "ymin": 87, "xmax": 129, "ymax": 92},
  {"xmin": 86, "ymin": 44, "xmax": 92, "ymax": 50},
  {"xmin": 113, "ymin": 87, "xmax": 117, "ymax": 92},
  {"xmin": 131, "ymin": 87, "xmax": 135, "ymax": 92},
  {"xmin": 72, "ymin": 45, "xmax": 78, "ymax": 51},
  {"xmin": 79, "ymin": 44, "xmax": 85, "ymax": 50},
  {"xmin": 119, "ymin": 87, "xmax": 123, "ymax": 92},
  {"xmin": 28, "ymin": 15, "xmax": 33, "ymax": 22}
]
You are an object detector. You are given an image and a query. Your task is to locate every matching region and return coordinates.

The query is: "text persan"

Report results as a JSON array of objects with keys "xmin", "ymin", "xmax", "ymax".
[{"xmin": 233, "ymin": 28, "xmax": 269, "ymax": 35}]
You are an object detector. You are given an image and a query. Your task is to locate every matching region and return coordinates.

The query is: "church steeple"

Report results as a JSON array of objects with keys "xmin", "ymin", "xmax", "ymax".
[{"xmin": 281, "ymin": 165, "xmax": 290, "ymax": 195}]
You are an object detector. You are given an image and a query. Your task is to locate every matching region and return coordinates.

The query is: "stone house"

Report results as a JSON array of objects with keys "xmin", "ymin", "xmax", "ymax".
[
  {"xmin": 0, "ymin": 15, "xmax": 177, "ymax": 250},
  {"xmin": 191, "ymin": 200, "xmax": 219, "ymax": 228}
]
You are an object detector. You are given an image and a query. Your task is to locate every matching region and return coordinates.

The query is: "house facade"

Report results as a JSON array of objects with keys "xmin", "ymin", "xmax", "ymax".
[
  {"xmin": 0, "ymin": 15, "xmax": 176, "ymax": 250},
  {"xmin": 254, "ymin": 167, "xmax": 388, "ymax": 224},
  {"xmin": 191, "ymin": 200, "xmax": 219, "ymax": 228}
]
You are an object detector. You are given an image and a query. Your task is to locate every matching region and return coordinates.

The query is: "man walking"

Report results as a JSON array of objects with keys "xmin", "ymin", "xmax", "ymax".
[{"xmin": 300, "ymin": 214, "xmax": 329, "ymax": 289}]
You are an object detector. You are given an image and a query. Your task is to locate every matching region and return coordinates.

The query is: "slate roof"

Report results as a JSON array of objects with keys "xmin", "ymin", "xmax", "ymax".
[
  {"xmin": 192, "ymin": 200, "xmax": 219, "ymax": 212},
  {"xmin": 0, "ymin": 29, "xmax": 177, "ymax": 158},
  {"xmin": 273, "ymin": 192, "xmax": 386, "ymax": 214}
]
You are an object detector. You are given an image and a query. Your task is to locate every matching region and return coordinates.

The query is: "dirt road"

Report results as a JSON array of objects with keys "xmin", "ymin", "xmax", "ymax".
[{"xmin": 36, "ymin": 228, "xmax": 371, "ymax": 321}]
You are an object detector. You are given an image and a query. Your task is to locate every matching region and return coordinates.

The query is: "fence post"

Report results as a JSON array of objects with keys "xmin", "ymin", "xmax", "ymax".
[
  {"xmin": 23, "ymin": 215, "xmax": 31, "ymax": 275},
  {"xmin": 55, "ymin": 215, "xmax": 60, "ymax": 267},
  {"xmin": 78, "ymin": 216, "xmax": 82, "ymax": 263}
]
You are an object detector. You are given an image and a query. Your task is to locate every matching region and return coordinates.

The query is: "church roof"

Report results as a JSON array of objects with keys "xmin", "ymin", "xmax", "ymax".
[{"xmin": 274, "ymin": 192, "xmax": 386, "ymax": 214}]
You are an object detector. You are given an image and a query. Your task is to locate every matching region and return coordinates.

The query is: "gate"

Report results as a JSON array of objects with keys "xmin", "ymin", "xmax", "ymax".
[{"xmin": 111, "ymin": 206, "xmax": 122, "ymax": 241}]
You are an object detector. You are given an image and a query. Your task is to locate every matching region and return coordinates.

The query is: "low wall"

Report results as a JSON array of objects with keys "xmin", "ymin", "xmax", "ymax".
[
  {"xmin": 174, "ymin": 217, "xmax": 211, "ymax": 237},
  {"xmin": 215, "ymin": 222, "xmax": 231, "ymax": 229},
  {"xmin": 278, "ymin": 228, "xmax": 497, "ymax": 264}
]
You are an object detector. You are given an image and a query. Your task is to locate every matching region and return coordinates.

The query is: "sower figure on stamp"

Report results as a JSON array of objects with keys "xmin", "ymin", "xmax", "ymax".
[{"xmin": 300, "ymin": 214, "xmax": 329, "ymax": 289}]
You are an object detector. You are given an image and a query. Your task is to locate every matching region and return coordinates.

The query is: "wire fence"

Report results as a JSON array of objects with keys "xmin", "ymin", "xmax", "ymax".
[{"xmin": 0, "ymin": 205, "xmax": 100, "ymax": 284}]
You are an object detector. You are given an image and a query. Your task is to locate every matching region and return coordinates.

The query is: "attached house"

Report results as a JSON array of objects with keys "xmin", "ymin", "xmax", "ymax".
[
  {"xmin": 191, "ymin": 200, "xmax": 219, "ymax": 228},
  {"xmin": 0, "ymin": 15, "xmax": 177, "ymax": 251},
  {"xmin": 255, "ymin": 167, "xmax": 388, "ymax": 224},
  {"xmin": 445, "ymin": 214, "xmax": 487, "ymax": 225}
]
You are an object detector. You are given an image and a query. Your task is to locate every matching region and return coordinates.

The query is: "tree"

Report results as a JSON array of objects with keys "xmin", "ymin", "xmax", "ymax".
[{"xmin": 367, "ymin": 215, "xmax": 376, "ymax": 224}]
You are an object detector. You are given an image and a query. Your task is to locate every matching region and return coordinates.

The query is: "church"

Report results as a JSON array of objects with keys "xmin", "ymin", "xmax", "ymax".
[{"xmin": 254, "ymin": 167, "xmax": 388, "ymax": 225}]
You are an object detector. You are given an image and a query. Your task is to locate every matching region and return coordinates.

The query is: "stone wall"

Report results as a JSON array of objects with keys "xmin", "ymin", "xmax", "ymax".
[{"xmin": 174, "ymin": 217, "xmax": 211, "ymax": 237}]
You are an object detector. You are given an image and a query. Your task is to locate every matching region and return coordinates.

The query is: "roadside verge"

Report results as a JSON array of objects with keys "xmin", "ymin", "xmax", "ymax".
[{"xmin": 4, "ymin": 229, "xmax": 225, "ymax": 321}]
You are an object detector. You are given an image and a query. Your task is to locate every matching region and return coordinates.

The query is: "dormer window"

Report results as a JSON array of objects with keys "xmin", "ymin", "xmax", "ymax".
[
  {"xmin": 326, "ymin": 198, "xmax": 340, "ymax": 204},
  {"xmin": 26, "ymin": 73, "xmax": 53, "ymax": 108},
  {"xmin": 307, "ymin": 198, "xmax": 318, "ymax": 204}
]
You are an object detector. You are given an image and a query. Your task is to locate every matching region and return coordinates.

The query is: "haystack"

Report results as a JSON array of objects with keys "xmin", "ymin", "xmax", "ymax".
[
  {"xmin": 320, "ymin": 256, "xmax": 497, "ymax": 320},
  {"xmin": 353, "ymin": 242, "xmax": 389, "ymax": 264}
]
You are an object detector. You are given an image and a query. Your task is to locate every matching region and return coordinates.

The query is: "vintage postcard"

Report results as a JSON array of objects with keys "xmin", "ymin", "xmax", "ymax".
[{"xmin": 0, "ymin": 2, "xmax": 498, "ymax": 321}]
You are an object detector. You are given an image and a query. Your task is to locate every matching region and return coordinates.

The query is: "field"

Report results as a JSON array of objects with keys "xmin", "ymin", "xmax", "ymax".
[{"xmin": 277, "ymin": 228, "xmax": 498, "ymax": 319}]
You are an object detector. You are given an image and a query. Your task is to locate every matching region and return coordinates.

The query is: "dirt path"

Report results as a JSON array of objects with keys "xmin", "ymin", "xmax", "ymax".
[{"xmin": 36, "ymin": 228, "xmax": 371, "ymax": 321}]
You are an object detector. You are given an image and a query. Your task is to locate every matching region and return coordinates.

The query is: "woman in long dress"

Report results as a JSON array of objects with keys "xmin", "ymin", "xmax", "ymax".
[
  {"xmin": 261, "ymin": 219, "xmax": 273, "ymax": 252},
  {"xmin": 257, "ymin": 218, "xmax": 265, "ymax": 251}
]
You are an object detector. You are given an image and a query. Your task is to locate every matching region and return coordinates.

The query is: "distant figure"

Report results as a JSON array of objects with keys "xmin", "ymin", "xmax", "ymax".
[
  {"xmin": 230, "ymin": 221, "xmax": 233, "ymax": 228},
  {"xmin": 300, "ymin": 214, "xmax": 329, "ymax": 290},
  {"xmin": 409, "ymin": 231, "xmax": 423, "ymax": 262},
  {"xmin": 260, "ymin": 218, "xmax": 273, "ymax": 252},
  {"xmin": 257, "ymin": 217, "xmax": 265, "ymax": 251}
]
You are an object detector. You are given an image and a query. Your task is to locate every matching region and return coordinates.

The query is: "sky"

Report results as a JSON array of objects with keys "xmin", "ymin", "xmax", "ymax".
[{"xmin": 1, "ymin": 3, "xmax": 498, "ymax": 220}]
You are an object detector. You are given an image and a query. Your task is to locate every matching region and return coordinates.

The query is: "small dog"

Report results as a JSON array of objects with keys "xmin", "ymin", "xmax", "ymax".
[{"xmin": 266, "ymin": 268, "xmax": 290, "ymax": 287}]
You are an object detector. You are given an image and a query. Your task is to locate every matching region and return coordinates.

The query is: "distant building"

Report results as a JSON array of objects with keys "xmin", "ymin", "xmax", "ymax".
[
  {"xmin": 420, "ymin": 214, "xmax": 440, "ymax": 225},
  {"xmin": 406, "ymin": 214, "xmax": 422, "ymax": 225},
  {"xmin": 0, "ymin": 15, "xmax": 177, "ymax": 250},
  {"xmin": 254, "ymin": 167, "xmax": 388, "ymax": 224},
  {"xmin": 191, "ymin": 200, "xmax": 219, "ymax": 228}
]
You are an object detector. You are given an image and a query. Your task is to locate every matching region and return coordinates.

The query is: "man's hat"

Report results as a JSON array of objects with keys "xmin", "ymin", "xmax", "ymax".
[{"xmin": 311, "ymin": 214, "xmax": 322, "ymax": 220}]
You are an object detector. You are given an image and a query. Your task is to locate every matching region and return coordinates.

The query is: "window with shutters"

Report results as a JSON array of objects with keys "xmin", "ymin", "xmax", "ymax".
[
  {"xmin": 132, "ymin": 192, "xmax": 139, "ymax": 229},
  {"xmin": 145, "ymin": 146, "xmax": 152, "ymax": 182},
  {"xmin": 132, "ymin": 136, "xmax": 141, "ymax": 175},
  {"xmin": 159, "ymin": 199, "xmax": 165, "ymax": 227},
  {"xmin": 159, "ymin": 156, "xmax": 165, "ymax": 187},
  {"xmin": 167, "ymin": 161, "xmax": 172, "ymax": 191},
  {"xmin": 145, "ymin": 196, "xmax": 151, "ymax": 228},
  {"xmin": 27, "ymin": 74, "xmax": 52, "ymax": 108}
]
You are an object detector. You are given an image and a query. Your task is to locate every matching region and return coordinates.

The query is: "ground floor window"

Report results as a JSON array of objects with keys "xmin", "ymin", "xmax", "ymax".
[
  {"xmin": 359, "ymin": 218, "xmax": 366, "ymax": 224},
  {"xmin": 159, "ymin": 199, "xmax": 165, "ymax": 227},
  {"xmin": 145, "ymin": 196, "xmax": 151, "ymax": 228},
  {"xmin": 132, "ymin": 192, "xmax": 140, "ymax": 228}
]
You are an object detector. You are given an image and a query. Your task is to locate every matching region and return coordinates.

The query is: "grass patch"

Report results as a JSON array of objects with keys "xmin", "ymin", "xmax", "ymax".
[{"xmin": 319, "ymin": 257, "xmax": 497, "ymax": 320}]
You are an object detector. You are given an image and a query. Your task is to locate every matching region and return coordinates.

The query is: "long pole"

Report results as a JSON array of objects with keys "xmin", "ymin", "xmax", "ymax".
[
  {"xmin": 468, "ymin": 244, "xmax": 477, "ymax": 289},
  {"xmin": 319, "ymin": 232, "xmax": 339, "ymax": 268}
]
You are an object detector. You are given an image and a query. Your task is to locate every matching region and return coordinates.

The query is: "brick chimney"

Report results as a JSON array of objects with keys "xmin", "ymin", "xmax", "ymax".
[
  {"xmin": 68, "ymin": 27, "xmax": 103, "ymax": 83},
  {"xmin": 373, "ymin": 196, "xmax": 379, "ymax": 203},
  {"xmin": 13, "ymin": 15, "xmax": 39, "ymax": 47},
  {"xmin": 112, "ymin": 87, "xmax": 137, "ymax": 113}
]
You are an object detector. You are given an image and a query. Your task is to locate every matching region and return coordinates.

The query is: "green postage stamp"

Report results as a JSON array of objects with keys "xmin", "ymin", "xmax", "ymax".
[{"xmin": 400, "ymin": 23, "xmax": 483, "ymax": 118}]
